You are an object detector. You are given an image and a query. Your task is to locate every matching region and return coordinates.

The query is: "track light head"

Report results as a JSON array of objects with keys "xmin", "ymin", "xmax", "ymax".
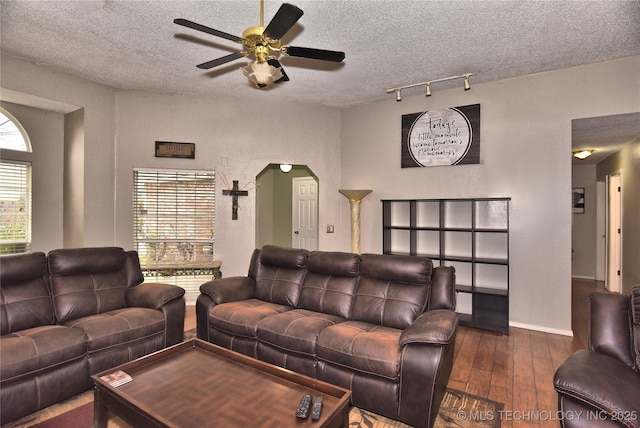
[
  {"xmin": 425, "ymin": 83, "xmax": 432, "ymax": 97},
  {"xmin": 464, "ymin": 76, "xmax": 470, "ymax": 91},
  {"xmin": 395, "ymin": 89, "xmax": 402, "ymax": 102}
]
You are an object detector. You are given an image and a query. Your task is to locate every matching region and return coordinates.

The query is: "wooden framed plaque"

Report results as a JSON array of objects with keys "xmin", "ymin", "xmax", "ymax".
[{"xmin": 155, "ymin": 141, "xmax": 195, "ymax": 159}]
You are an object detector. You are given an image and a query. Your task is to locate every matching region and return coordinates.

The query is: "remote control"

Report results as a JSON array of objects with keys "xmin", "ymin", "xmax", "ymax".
[
  {"xmin": 311, "ymin": 396, "xmax": 323, "ymax": 420},
  {"xmin": 296, "ymin": 394, "xmax": 312, "ymax": 418}
]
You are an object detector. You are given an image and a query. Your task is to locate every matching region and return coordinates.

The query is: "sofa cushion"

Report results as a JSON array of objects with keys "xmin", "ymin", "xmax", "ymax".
[
  {"xmin": 351, "ymin": 254, "xmax": 432, "ymax": 330},
  {"xmin": 62, "ymin": 307, "xmax": 165, "ymax": 352},
  {"xmin": 209, "ymin": 299, "xmax": 293, "ymax": 339},
  {"xmin": 0, "ymin": 325, "xmax": 87, "ymax": 382},
  {"xmin": 0, "ymin": 252, "xmax": 53, "ymax": 335},
  {"xmin": 631, "ymin": 286, "xmax": 640, "ymax": 373},
  {"xmin": 316, "ymin": 321, "xmax": 402, "ymax": 380},
  {"xmin": 255, "ymin": 246, "xmax": 308, "ymax": 307},
  {"xmin": 257, "ymin": 309, "xmax": 345, "ymax": 356},
  {"xmin": 297, "ymin": 251, "xmax": 359, "ymax": 318},
  {"xmin": 48, "ymin": 247, "xmax": 129, "ymax": 322}
]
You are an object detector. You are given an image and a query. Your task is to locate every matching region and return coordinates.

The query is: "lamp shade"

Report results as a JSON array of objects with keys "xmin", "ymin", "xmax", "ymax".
[{"xmin": 241, "ymin": 61, "xmax": 283, "ymax": 88}]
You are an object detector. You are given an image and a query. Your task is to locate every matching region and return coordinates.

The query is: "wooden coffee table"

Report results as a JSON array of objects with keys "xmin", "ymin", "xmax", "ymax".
[{"xmin": 92, "ymin": 339, "xmax": 351, "ymax": 428}]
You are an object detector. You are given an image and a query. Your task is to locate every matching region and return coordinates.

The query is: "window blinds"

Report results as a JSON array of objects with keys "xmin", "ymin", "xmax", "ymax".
[
  {"xmin": 133, "ymin": 169, "xmax": 215, "ymax": 275},
  {"xmin": 0, "ymin": 161, "xmax": 32, "ymax": 254}
]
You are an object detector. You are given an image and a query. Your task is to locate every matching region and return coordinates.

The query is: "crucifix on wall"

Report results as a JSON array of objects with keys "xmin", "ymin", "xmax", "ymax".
[{"xmin": 222, "ymin": 180, "xmax": 249, "ymax": 220}]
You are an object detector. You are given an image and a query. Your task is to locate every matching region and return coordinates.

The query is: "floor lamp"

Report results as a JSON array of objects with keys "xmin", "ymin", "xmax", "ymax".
[{"xmin": 339, "ymin": 189, "xmax": 372, "ymax": 254}]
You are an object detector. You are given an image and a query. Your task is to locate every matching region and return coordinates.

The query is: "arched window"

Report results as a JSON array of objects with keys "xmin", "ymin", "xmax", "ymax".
[
  {"xmin": 0, "ymin": 107, "xmax": 32, "ymax": 254},
  {"xmin": 0, "ymin": 107, "xmax": 32, "ymax": 152}
]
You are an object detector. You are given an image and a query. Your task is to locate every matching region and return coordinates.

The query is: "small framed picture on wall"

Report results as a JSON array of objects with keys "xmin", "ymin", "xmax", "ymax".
[{"xmin": 572, "ymin": 188, "xmax": 585, "ymax": 214}]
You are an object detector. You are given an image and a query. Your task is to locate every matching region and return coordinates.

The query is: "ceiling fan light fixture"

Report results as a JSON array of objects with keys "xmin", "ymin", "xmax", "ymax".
[
  {"xmin": 573, "ymin": 149, "xmax": 594, "ymax": 160},
  {"xmin": 241, "ymin": 60, "xmax": 283, "ymax": 88}
]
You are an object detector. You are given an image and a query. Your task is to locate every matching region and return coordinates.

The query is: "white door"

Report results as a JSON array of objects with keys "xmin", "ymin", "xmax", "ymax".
[
  {"xmin": 595, "ymin": 181, "xmax": 606, "ymax": 282},
  {"xmin": 292, "ymin": 177, "xmax": 318, "ymax": 250},
  {"xmin": 606, "ymin": 173, "xmax": 622, "ymax": 293}
]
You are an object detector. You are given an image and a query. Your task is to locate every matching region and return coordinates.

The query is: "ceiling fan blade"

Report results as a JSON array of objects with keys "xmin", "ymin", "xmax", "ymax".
[
  {"xmin": 197, "ymin": 52, "xmax": 246, "ymax": 69},
  {"xmin": 263, "ymin": 3, "xmax": 303, "ymax": 40},
  {"xmin": 267, "ymin": 59, "xmax": 289, "ymax": 83},
  {"xmin": 284, "ymin": 46, "xmax": 345, "ymax": 62},
  {"xmin": 174, "ymin": 18, "xmax": 244, "ymax": 44}
]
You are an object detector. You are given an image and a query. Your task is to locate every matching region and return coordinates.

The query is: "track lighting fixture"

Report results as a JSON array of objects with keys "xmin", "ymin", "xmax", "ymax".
[{"xmin": 386, "ymin": 73, "xmax": 475, "ymax": 101}]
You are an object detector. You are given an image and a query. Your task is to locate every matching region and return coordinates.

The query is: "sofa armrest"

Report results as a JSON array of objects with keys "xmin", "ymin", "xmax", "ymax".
[
  {"xmin": 589, "ymin": 292, "xmax": 635, "ymax": 368},
  {"xmin": 400, "ymin": 309, "xmax": 458, "ymax": 346},
  {"xmin": 429, "ymin": 266, "xmax": 456, "ymax": 310},
  {"xmin": 554, "ymin": 350, "xmax": 640, "ymax": 427},
  {"xmin": 199, "ymin": 276, "xmax": 256, "ymax": 304},
  {"xmin": 126, "ymin": 282, "xmax": 185, "ymax": 310}
]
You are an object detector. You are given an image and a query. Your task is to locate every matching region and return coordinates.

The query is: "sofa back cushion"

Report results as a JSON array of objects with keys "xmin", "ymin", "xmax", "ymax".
[
  {"xmin": 255, "ymin": 245, "xmax": 308, "ymax": 307},
  {"xmin": 351, "ymin": 254, "xmax": 432, "ymax": 329},
  {"xmin": 48, "ymin": 247, "xmax": 130, "ymax": 322},
  {"xmin": 298, "ymin": 251, "xmax": 360, "ymax": 318},
  {"xmin": 0, "ymin": 252, "xmax": 53, "ymax": 335},
  {"xmin": 630, "ymin": 286, "xmax": 640, "ymax": 373}
]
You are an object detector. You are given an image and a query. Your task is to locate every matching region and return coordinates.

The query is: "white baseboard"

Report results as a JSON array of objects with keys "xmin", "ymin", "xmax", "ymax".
[
  {"xmin": 571, "ymin": 275, "xmax": 596, "ymax": 280},
  {"xmin": 509, "ymin": 321, "xmax": 573, "ymax": 337}
]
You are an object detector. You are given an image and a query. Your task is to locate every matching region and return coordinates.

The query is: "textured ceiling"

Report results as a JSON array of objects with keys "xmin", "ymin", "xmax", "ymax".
[{"xmin": 1, "ymin": 0, "xmax": 639, "ymax": 158}]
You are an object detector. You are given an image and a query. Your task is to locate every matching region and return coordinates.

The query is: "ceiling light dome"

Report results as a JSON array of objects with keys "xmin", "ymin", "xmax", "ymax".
[
  {"xmin": 572, "ymin": 150, "xmax": 594, "ymax": 160},
  {"xmin": 241, "ymin": 61, "xmax": 283, "ymax": 88}
]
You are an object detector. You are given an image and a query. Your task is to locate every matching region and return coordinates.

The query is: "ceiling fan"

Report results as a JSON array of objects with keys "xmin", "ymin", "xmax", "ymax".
[{"xmin": 174, "ymin": 1, "xmax": 345, "ymax": 88}]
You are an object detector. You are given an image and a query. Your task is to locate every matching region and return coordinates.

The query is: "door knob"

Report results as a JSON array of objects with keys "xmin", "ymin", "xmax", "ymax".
[{"xmin": 294, "ymin": 231, "xmax": 299, "ymax": 234}]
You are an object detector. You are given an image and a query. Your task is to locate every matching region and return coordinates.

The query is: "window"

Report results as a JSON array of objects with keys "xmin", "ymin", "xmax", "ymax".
[
  {"xmin": 0, "ymin": 108, "xmax": 32, "ymax": 152},
  {"xmin": 0, "ymin": 161, "xmax": 32, "ymax": 254},
  {"xmin": 0, "ymin": 107, "xmax": 32, "ymax": 254},
  {"xmin": 133, "ymin": 169, "xmax": 216, "ymax": 298}
]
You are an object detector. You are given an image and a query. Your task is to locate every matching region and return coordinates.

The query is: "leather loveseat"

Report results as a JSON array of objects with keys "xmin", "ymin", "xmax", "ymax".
[
  {"xmin": 0, "ymin": 247, "xmax": 186, "ymax": 424},
  {"xmin": 196, "ymin": 245, "xmax": 458, "ymax": 428},
  {"xmin": 553, "ymin": 286, "xmax": 640, "ymax": 428}
]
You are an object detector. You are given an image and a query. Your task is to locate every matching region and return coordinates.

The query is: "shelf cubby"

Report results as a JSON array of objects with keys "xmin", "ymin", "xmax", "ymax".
[{"xmin": 382, "ymin": 197, "xmax": 510, "ymax": 334}]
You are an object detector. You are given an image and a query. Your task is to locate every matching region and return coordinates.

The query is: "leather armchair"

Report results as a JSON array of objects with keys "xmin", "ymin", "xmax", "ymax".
[{"xmin": 553, "ymin": 286, "xmax": 640, "ymax": 428}]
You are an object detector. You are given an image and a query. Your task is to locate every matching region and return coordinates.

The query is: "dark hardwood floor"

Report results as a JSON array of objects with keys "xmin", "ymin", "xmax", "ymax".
[
  {"xmin": 183, "ymin": 279, "xmax": 606, "ymax": 428},
  {"xmin": 447, "ymin": 279, "xmax": 606, "ymax": 428}
]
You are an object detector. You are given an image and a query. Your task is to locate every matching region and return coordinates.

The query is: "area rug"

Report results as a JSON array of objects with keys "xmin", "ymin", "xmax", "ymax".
[
  {"xmin": 3, "ymin": 331, "xmax": 502, "ymax": 428},
  {"xmin": 3, "ymin": 388, "xmax": 502, "ymax": 428}
]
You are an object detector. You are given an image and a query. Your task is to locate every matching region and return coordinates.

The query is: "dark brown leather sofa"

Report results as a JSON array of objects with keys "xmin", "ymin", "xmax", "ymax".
[
  {"xmin": 0, "ymin": 247, "xmax": 186, "ymax": 424},
  {"xmin": 553, "ymin": 286, "xmax": 640, "ymax": 428},
  {"xmin": 196, "ymin": 245, "xmax": 458, "ymax": 428}
]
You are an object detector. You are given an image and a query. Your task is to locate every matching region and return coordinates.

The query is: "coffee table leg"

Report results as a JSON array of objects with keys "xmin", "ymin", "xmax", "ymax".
[{"xmin": 94, "ymin": 390, "xmax": 109, "ymax": 428}]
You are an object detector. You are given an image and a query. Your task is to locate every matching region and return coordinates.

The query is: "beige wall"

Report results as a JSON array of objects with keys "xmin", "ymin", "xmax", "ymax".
[
  {"xmin": 596, "ymin": 141, "xmax": 640, "ymax": 294},
  {"xmin": 1, "ymin": 55, "xmax": 116, "ymax": 247},
  {"xmin": 112, "ymin": 91, "xmax": 343, "ymax": 276},
  {"xmin": 0, "ymin": 101, "xmax": 65, "ymax": 252},
  {"xmin": 1, "ymin": 52, "xmax": 638, "ymax": 332},
  {"xmin": 341, "ymin": 56, "xmax": 640, "ymax": 333},
  {"xmin": 571, "ymin": 164, "xmax": 598, "ymax": 279}
]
